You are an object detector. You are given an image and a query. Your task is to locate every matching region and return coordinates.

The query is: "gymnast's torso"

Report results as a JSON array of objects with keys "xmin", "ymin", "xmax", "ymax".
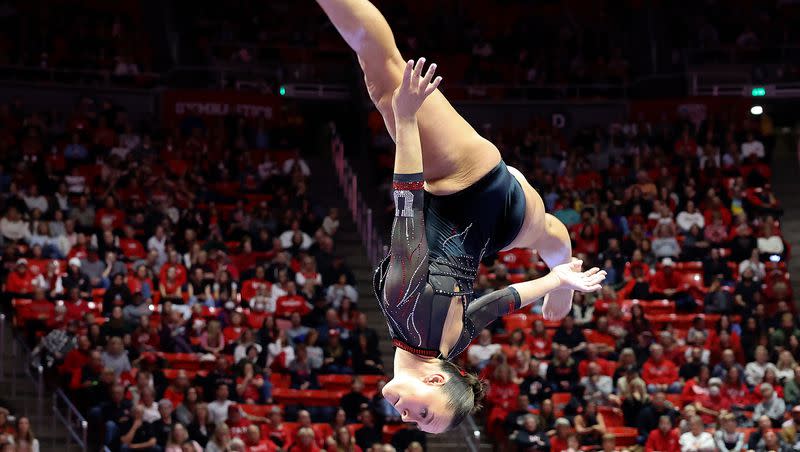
[{"xmin": 373, "ymin": 162, "xmax": 525, "ymax": 360}]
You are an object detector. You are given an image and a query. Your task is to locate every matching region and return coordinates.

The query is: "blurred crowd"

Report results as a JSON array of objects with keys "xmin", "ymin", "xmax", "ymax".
[{"xmin": 0, "ymin": 94, "xmax": 426, "ymax": 452}]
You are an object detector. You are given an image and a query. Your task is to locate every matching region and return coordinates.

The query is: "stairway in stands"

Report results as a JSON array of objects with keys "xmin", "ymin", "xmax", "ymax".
[
  {"xmin": 771, "ymin": 132, "xmax": 800, "ymax": 299},
  {"xmin": 308, "ymin": 151, "xmax": 490, "ymax": 451},
  {"xmin": 0, "ymin": 317, "xmax": 79, "ymax": 451}
]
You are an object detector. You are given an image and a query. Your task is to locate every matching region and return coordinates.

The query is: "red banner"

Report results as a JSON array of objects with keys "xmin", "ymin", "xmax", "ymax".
[{"xmin": 161, "ymin": 90, "xmax": 281, "ymax": 126}]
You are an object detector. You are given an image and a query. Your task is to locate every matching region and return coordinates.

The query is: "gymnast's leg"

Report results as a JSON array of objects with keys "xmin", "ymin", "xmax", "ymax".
[{"xmin": 316, "ymin": 0, "xmax": 500, "ymax": 192}]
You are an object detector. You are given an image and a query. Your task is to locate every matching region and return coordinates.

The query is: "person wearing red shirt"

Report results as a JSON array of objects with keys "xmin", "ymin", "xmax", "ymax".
[
  {"xmin": 275, "ymin": 282, "xmax": 312, "ymax": 318},
  {"xmin": 262, "ymin": 408, "xmax": 290, "ymax": 449},
  {"xmin": 527, "ymin": 320, "xmax": 553, "ymax": 360},
  {"xmin": 242, "ymin": 267, "xmax": 271, "ymax": 301},
  {"xmin": 578, "ymin": 344, "xmax": 614, "ymax": 377},
  {"xmin": 288, "ymin": 427, "xmax": 322, "ymax": 452},
  {"xmin": 245, "ymin": 424, "xmax": 277, "ymax": 452},
  {"xmin": 290, "ymin": 411, "xmax": 325, "ymax": 448},
  {"xmin": 226, "ymin": 405, "xmax": 253, "ymax": 441},
  {"xmin": 720, "ymin": 367, "xmax": 751, "ymax": 408},
  {"xmin": 694, "ymin": 378, "xmax": 730, "ymax": 424},
  {"xmin": 64, "ymin": 288, "xmax": 94, "ymax": 322},
  {"xmin": 6, "ymin": 258, "xmax": 35, "ymax": 295},
  {"xmin": 119, "ymin": 226, "xmax": 146, "ymax": 260},
  {"xmin": 59, "ymin": 334, "xmax": 92, "ymax": 379},
  {"xmin": 486, "ymin": 364, "xmax": 520, "ymax": 436},
  {"xmin": 159, "ymin": 251, "xmax": 188, "ymax": 287},
  {"xmin": 650, "ymin": 260, "xmax": 684, "ymax": 299},
  {"xmin": 643, "ymin": 343, "xmax": 682, "ymax": 393},
  {"xmin": 645, "ymin": 415, "xmax": 680, "ymax": 452},
  {"xmin": 549, "ymin": 418, "xmax": 572, "ymax": 452},
  {"xmin": 94, "ymin": 196, "xmax": 126, "ymax": 230},
  {"xmin": 162, "ymin": 370, "xmax": 190, "ymax": 409}
]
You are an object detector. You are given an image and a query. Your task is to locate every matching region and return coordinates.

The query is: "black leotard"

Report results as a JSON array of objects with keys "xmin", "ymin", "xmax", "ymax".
[{"xmin": 373, "ymin": 166, "xmax": 526, "ymax": 360}]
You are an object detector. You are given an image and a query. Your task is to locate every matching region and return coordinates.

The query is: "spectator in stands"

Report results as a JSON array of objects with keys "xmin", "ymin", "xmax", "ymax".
[
  {"xmin": 354, "ymin": 409, "xmax": 381, "ymax": 451},
  {"xmin": 467, "ymin": 328, "xmax": 502, "ymax": 370},
  {"xmin": 644, "ymin": 416, "xmax": 681, "ymax": 452},
  {"xmin": 187, "ymin": 403, "xmax": 211, "ymax": 447},
  {"xmin": 509, "ymin": 414, "xmax": 549, "ymax": 451},
  {"xmin": 341, "ymin": 377, "xmax": 370, "ymax": 423},
  {"xmin": 153, "ymin": 399, "xmax": 176, "ymax": 448},
  {"xmin": 643, "ymin": 344, "xmax": 682, "ymax": 394},
  {"xmin": 679, "ymin": 415, "xmax": 714, "ymax": 452},
  {"xmin": 580, "ymin": 362, "xmax": 613, "ymax": 401},
  {"xmin": 783, "ymin": 367, "xmax": 800, "ymax": 406},
  {"xmin": 206, "ymin": 423, "xmax": 232, "ymax": 452},
  {"xmin": 549, "ymin": 418, "xmax": 572, "ymax": 452},
  {"xmin": 746, "ymin": 346, "xmax": 778, "ymax": 387},
  {"xmin": 703, "ymin": 277, "xmax": 733, "ymax": 314},
  {"xmin": 101, "ymin": 336, "xmax": 132, "ymax": 378},
  {"xmin": 547, "ymin": 345, "xmax": 579, "ymax": 392},
  {"xmin": 713, "ymin": 413, "xmax": 744, "ymax": 452},
  {"xmin": 166, "ymin": 423, "xmax": 201, "ymax": 452},
  {"xmin": 552, "ymin": 316, "xmax": 587, "ymax": 356},
  {"xmin": 119, "ymin": 404, "xmax": 158, "ymax": 452},
  {"xmin": 753, "ymin": 383, "xmax": 786, "ymax": 427}
]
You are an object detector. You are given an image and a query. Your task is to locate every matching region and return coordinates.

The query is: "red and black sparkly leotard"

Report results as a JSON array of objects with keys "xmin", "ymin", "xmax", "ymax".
[{"xmin": 373, "ymin": 168, "xmax": 525, "ymax": 360}]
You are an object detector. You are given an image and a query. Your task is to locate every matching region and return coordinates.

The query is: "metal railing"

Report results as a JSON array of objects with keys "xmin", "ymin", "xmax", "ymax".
[
  {"xmin": 331, "ymin": 136, "xmax": 386, "ymax": 266},
  {"xmin": 52, "ymin": 389, "xmax": 88, "ymax": 452},
  {"xmin": 0, "ymin": 313, "xmax": 87, "ymax": 451}
]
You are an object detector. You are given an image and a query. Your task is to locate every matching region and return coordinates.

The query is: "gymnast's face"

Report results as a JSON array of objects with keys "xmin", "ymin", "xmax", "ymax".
[{"xmin": 382, "ymin": 373, "xmax": 452, "ymax": 433}]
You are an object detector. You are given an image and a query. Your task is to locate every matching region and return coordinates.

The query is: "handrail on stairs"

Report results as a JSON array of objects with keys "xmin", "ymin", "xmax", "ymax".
[{"xmin": 331, "ymin": 136, "xmax": 386, "ymax": 266}]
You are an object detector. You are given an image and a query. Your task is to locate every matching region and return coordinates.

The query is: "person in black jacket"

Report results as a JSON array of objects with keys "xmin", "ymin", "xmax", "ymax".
[
  {"xmin": 510, "ymin": 414, "xmax": 550, "ymax": 452},
  {"xmin": 354, "ymin": 409, "xmax": 382, "ymax": 451},
  {"xmin": 391, "ymin": 423, "xmax": 427, "ymax": 452},
  {"xmin": 103, "ymin": 272, "xmax": 133, "ymax": 315}
]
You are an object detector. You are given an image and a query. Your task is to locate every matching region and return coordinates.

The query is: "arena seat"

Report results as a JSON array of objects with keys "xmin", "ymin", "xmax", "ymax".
[
  {"xmin": 382, "ymin": 424, "xmax": 405, "ymax": 443},
  {"xmin": 271, "ymin": 388, "xmax": 346, "ymax": 406},
  {"xmin": 503, "ymin": 313, "xmax": 532, "ymax": 331},
  {"xmin": 606, "ymin": 426, "xmax": 638, "ymax": 446},
  {"xmin": 598, "ymin": 406, "xmax": 624, "ymax": 427}
]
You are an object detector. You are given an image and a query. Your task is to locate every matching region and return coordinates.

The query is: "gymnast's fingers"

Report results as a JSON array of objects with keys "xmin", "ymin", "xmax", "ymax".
[
  {"xmin": 401, "ymin": 60, "xmax": 414, "ymax": 88},
  {"xmin": 412, "ymin": 57, "xmax": 426, "ymax": 86},
  {"xmin": 422, "ymin": 62, "xmax": 437, "ymax": 85},
  {"xmin": 584, "ymin": 267, "xmax": 601, "ymax": 276},
  {"xmin": 424, "ymin": 76, "xmax": 442, "ymax": 96}
]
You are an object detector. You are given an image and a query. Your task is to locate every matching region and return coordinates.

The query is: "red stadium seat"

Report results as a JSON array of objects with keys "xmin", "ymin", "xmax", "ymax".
[
  {"xmin": 382, "ymin": 424, "xmax": 405, "ymax": 443},
  {"xmin": 606, "ymin": 427, "xmax": 638, "ymax": 446},
  {"xmin": 598, "ymin": 406, "xmax": 624, "ymax": 427},
  {"xmin": 503, "ymin": 313, "xmax": 532, "ymax": 331}
]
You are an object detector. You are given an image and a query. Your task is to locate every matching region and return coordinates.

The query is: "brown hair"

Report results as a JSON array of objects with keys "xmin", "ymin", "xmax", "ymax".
[{"xmin": 439, "ymin": 360, "xmax": 487, "ymax": 431}]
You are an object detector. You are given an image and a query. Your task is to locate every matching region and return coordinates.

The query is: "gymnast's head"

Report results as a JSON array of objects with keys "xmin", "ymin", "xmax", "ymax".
[{"xmin": 381, "ymin": 357, "xmax": 486, "ymax": 433}]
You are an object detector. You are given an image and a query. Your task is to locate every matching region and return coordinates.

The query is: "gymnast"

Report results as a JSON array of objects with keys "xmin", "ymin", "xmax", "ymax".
[{"xmin": 368, "ymin": 57, "xmax": 606, "ymax": 433}]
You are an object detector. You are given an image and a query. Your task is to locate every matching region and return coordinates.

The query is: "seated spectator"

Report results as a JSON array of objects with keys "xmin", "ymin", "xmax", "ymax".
[
  {"xmin": 326, "ymin": 426, "xmax": 361, "ymax": 452},
  {"xmin": 739, "ymin": 248, "xmax": 766, "ymax": 282},
  {"xmin": 206, "ymin": 423, "xmax": 232, "ymax": 452},
  {"xmin": 200, "ymin": 320, "xmax": 226, "ymax": 358},
  {"xmin": 290, "ymin": 427, "xmax": 322, "ymax": 452},
  {"xmin": 119, "ymin": 405, "xmax": 159, "ymax": 452},
  {"xmin": 528, "ymin": 320, "xmax": 553, "ymax": 360},
  {"xmin": 547, "ymin": 345, "xmax": 579, "ymax": 393},
  {"xmin": 712, "ymin": 413, "xmax": 744, "ymax": 452},
  {"xmin": 580, "ymin": 362, "xmax": 614, "ymax": 401},
  {"xmin": 289, "ymin": 344, "xmax": 320, "ymax": 389},
  {"xmin": 759, "ymin": 430, "xmax": 791, "ymax": 452},
  {"xmin": 354, "ymin": 409, "xmax": 381, "ymax": 452},
  {"xmin": 552, "ymin": 315, "xmax": 587, "ymax": 356},
  {"xmin": 646, "ymin": 415, "xmax": 680, "ymax": 452},
  {"xmin": 208, "ymin": 384, "xmax": 236, "ymax": 425},
  {"xmin": 781, "ymin": 406, "xmax": 800, "ymax": 445},
  {"xmin": 152, "ymin": 399, "xmax": 176, "ymax": 448},
  {"xmin": 703, "ymin": 277, "xmax": 733, "ymax": 314},
  {"xmin": 101, "ymin": 336, "xmax": 132, "ymax": 377},
  {"xmin": 643, "ymin": 343, "xmax": 682, "ymax": 393},
  {"xmin": 746, "ymin": 346, "xmax": 778, "ymax": 387},
  {"xmin": 165, "ymin": 423, "xmax": 202, "ymax": 452},
  {"xmin": 509, "ymin": 414, "xmax": 549, "ymax": 451},
  {"xmin": 226, "ymin": 404, "xmax": 252, "ymax": 442},
  {"xmin": 140, "ymin": 387, "xmax": 161, "ymax": 424},
  {"xmin": 574, "ymin": 400, "xmax": 605, "ymax": 446},
  {"xmin": 748, "ymin": 416, "xmax": 774, "ymax": 451},
  {"xmin": 678, "ymin": 415, "xmax": 714, "ymax": 452},
  {"xmin": 753, "ymin": 383, "xmax": 786, "ymax": 428},
  {"xmin": 341, "ymin": 377, "xmax": 370, "ymax": 423},
  {"xmin": 467, "ymin": 328, "xmax": 503, "ymax": 370},
  {"xmin": 549, "ymin": 418, "xmax": 573, "ymax": 452},
  {"xmin": 783, "ymin": 366, "xmax": 800, "ymax": 406},
  {"xmin": 694, "ymin": 378, "xmax": 730, "ymax": 424},
  {"xmin": 326, "ymin": 274, "xmax": 358, "ymax": 309},
  {"xmin": 236, "ymin": 361, "xmax": 266, "ymax": 404}
]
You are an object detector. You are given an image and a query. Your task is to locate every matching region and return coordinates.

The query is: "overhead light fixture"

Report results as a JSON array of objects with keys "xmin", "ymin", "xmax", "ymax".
[{"xmin": 750, "ymin": 105, "xmax": 763, "ymax": 115}]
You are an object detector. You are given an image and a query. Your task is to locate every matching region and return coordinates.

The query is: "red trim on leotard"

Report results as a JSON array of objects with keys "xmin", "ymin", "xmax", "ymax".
[
  {"xmin": 392, "ymin": 181, "xmax": 424, "ymax": 190},
  {"xmin": 392, "ymin": 339, "xmax": 440, "ymax": 358}
]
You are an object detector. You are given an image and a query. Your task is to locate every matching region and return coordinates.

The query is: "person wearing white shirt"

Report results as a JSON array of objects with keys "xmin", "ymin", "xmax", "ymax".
[
  {"xmin": 207, "ymin": 384, "xmax": 236, "ymax": 424},
  {"xmin": 322, "ymin": 208, "xmax": 340, "ymax": 236},
  {"xmin": 326, "ymin": 276, "xmax": 359, "ymax": 309},
  {"xmin": 0, "ymin": 208, "xmax": 30, "ymax": 242},
  {"xmin": 266, "ymin": 332, "xmax": 295, "ymax": 368},
  {"xmin": 278, "ymin": 221, "xmax": 312, "ymax": 250},
  {"xmin": 739, "ymin": 249, "xmax": 766, "ymax": 281},
  {"xmin": 741, "ymin": 133, "xmax": 765, "ymax": 159},
  {"xmin": 745, "ymin": 346, "xmax": 779, "ymax": 387},
  {"xmin": 23, "ymin": 186, "xmax": 49, "ymax": 214},
  {"xmin": 467, "ymin": 329, "xmax": 501, "ymax": 370},
  {"xmin": 281, "ymin": 153, "xmax": 310, "ymax": 176},
  {"xmin": 139, "ymin": 387, "xmax": 161, "ymax": 423},
  {"xmin": 676, "ymin": 201, "xmax": 705, "ymax": 232},
  {"xmin": 147, "ymin": 226, "xmax": 167, "ymax": 261},
  {"xmin": 679, "ymin": 415, "xmax": 715, "ymax": 452}
]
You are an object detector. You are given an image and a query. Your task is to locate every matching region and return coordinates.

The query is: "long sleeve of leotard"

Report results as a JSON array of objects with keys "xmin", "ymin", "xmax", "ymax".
[
  {"xmin": 466, "ymin": 287, "xmax": 522, "ymax": 334},
  {"xmin": 380, "ymin": 173, "xmax": 429, "ymax": 313}
]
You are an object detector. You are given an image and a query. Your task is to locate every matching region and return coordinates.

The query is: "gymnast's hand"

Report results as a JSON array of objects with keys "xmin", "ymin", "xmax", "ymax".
[
  {"xmin": 551, "ymin": 258, "xmax": 606, "ymax": 292},
  {"xmin": 392, "ymin": 58, "xmax": 442, "ymax": 119}
]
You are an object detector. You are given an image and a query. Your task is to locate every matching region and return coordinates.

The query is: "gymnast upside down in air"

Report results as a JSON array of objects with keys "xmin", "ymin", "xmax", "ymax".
[{"xmin": 317, "ymin": 0, "xmax": 605, "ymax": 433}]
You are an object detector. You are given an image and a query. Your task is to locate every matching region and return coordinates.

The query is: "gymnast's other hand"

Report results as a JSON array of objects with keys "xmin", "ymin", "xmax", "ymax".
[
  {"xmin": 551, "ymin": 259, "xmax": 605, "ymax": 292},
  {"xmin": 392, "ymin": 58, "xmax": 442, "ymax": 119}
]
